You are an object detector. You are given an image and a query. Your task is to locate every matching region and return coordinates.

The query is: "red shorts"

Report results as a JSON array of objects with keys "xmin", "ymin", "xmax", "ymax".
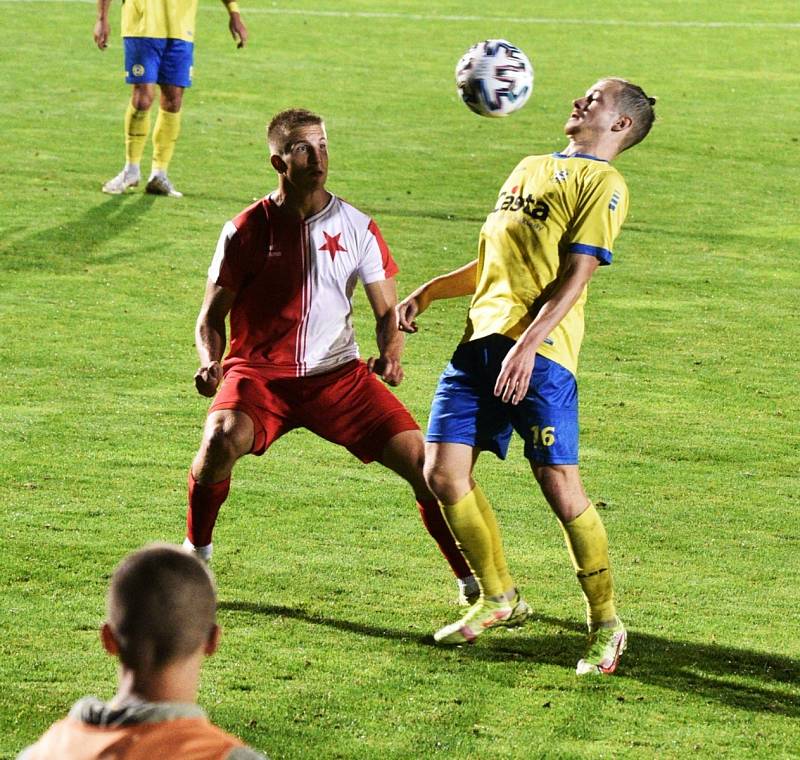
[{"xmin": 210, "ymin": 360, "xmax": 419, "ymax": 463}]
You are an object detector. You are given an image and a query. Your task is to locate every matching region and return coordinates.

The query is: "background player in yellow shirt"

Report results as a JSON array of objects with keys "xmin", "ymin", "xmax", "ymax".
[
  {"xmin": 398, "ymin": 78, "xmax": 656, "ymax": 674},
  {"xmin": 93, "ymin": 0, "xmax": 247, "ymax": 197}
]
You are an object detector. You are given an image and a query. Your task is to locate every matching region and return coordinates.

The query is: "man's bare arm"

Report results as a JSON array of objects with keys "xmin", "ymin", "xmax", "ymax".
[
  {"xmin": 94, "ymin": 0, "xmax": 113, "ymax": 49},
  {"xmin": 363, "ymin": 278, "xmax": 404, "ymax": 387},
  {"xmin": 222, "ymin": 0, "xmax": 248, "ymax": 48},
  {"xmin": 494, "ymin": 254, "xmax": 600, "ymax": 404},
  {"xmin": 396, "ymin": 259, "xmax": 478, "ymax": 333},
  {"xmin": 194, "ymin": 280, "xmax": 236, "ymax": 397}
]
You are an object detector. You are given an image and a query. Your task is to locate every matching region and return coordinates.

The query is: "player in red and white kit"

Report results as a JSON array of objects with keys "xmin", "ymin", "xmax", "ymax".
[{"xmin": 183, "ymin": 108, "xmax": 477, "ymax": 602}]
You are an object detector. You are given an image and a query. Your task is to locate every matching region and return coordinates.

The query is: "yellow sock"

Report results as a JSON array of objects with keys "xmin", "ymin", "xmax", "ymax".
[
  {"xmin": 151, "ymin": 109, "xmax": 182, "ymax": 173},
  {"xmin": 442, "ymin": 486, "xmax": 504, "ymax": 598},
  {"xmin": 472, "ymin": 483, "xmax": 514, "ymax": 593},
  {"xmin": 124, "ymin": 103, "xmax": 151, "ymax": 166},
  {"xmin": 560, "ymin": 503, "xmax": 617, "ymax": 629}
]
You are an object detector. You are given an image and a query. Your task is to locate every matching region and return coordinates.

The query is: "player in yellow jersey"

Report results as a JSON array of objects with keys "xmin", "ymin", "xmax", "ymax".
[
  {"xmin": 93, "ymin": 0, "xmax": 247, "ymax": 197},
  {"xmin": 398, "ymin": 78, "xmax": 656, "ymax": 674}
]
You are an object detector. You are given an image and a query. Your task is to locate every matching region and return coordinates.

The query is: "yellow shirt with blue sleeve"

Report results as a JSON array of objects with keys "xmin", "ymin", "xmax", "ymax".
[
  {"xmin": 121, "ymin": 0, "xmax": 199, "ymax": 41},
  {"xmin": 463, "ymin": 152, "xmax": 629, "ymax": 376}
]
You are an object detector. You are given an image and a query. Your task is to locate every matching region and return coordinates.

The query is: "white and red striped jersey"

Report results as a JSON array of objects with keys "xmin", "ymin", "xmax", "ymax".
[{"xmin": 209, "ymin": 194, "xmax": 398, "ymax": 377}]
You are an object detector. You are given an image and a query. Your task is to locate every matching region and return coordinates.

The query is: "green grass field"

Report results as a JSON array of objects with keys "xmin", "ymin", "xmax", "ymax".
[{"xmin": 2, "ymin": 0, "xmax": 799, "ymax": 757}]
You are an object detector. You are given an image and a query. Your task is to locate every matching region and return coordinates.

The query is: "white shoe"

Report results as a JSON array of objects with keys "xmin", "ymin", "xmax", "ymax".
[
  {"xmin": 576, "ymin": 618, "xmax": 627, "ymax": 675},
  {"xmin": 182, "ymin": 537, "xmax": 212, "ymax": 563},
  {"xmin": 493, "ymin": 592, "xmax": 531, "ymax": 628},
  {"xmin": 434, "ymin": 598, "xmax": 514, "ymax": 645},
  {"xmin": 102, "ymin": 168, "xmax": 139, "ymax": 194},
  {"xmin": 146, "ymin": 174, "xmax": 183, "ymax": 197}
]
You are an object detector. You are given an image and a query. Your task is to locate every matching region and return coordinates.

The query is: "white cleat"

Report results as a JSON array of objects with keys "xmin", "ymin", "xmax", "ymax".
[
  {"xmin": 576, "ymin": 619, "xmax": 627, "ymax": 675},
  {"xmin": 146, "ymin": 174, "xmax": 183, "ymax": 198},
  {"xmin": 493, "ymin": 593, "xmax": 531, "ymax": 628},
  {"xmin": 102, "ymin": 169, "xmax": 140, "ymax": 194},
  {"xmin": 434, "ymin": 598, "xmax": 514, "ymax": 645},
  {"xmin": 182, "ymin": 537, "xmax": 212, "ymax": 563}
]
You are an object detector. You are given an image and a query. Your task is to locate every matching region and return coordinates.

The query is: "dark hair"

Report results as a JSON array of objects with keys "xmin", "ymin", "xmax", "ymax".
[
  {"xmin": 107, "ymin": 544, "xmax": 216, "ymax": 672},
  {"xmin": 267, "ymin": 108, "xmax": 325, "ymax": 154},
  {"xmin": 604, "ymin": 77, "xmax": 657, "ymax": 150}
]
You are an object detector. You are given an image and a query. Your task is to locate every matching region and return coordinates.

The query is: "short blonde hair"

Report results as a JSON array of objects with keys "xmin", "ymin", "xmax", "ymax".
[
  {"xmin": 603, "ymin": 77, "xmax": 657, "ymax": 151},
  {"xmin": 107, "ymin": 544, "xmax": 216, "ymax": 671}
]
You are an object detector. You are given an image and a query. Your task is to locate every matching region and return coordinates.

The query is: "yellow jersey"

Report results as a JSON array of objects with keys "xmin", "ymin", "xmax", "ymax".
[
  {"xmin": 121, "ymin": 0, "xmax": 199, "ymax": 41},
  {"xmin": 464, "ymin": 152, "xmax": 629, "ymax": 376}
]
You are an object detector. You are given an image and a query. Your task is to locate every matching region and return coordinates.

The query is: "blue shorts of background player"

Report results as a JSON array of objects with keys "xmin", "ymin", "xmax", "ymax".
[
  {"xmin": 124, "ymin": 37, "xmax": 194, "ymax": 87},
  {"xmin": 427, "ymin": 334, "xmax": 579, "ymax": 464}
]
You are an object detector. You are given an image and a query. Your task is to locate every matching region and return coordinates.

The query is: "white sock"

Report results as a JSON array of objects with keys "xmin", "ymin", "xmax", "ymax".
[
  {"xmin": 182, "ymin": 537, "xmax": 213, "ymax": 562},
  {"xmin": 123, "ymin": 163, "xmax": 140, "ymax": 177}
]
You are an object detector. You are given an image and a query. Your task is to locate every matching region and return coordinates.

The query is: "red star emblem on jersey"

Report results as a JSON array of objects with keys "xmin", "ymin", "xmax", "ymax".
[{"xmin": 319, "ymin": 232, "xmax": 347, "ymax": 261}]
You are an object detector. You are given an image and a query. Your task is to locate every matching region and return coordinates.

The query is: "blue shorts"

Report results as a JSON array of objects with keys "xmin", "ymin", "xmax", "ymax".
[
  {"xmin": 427, "ymin": 334, "xmax": 579, "ymax": 464},
  {"xmin": 124, "ymin": 37, "xmax": 194, "ymax": 87}
]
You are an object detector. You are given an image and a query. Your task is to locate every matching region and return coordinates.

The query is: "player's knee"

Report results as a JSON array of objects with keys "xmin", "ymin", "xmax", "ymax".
[
  {"xmin": 422, "ymin": 460, "xmax": 440, "ymax": 492},
  {"xmin": 131, "ymin": 87, "xmax": 154, "ymax": 111},
  {"xmin": 161, "ymin": 96, "xmax": 182, "ymax": 113},
  {"xmin": 423, "ymin": 462, "xmax": 459, "ymax": 503},
  {"xmin": 159, "ymin": 86, "xmax": 183, "ymax": 112},
  {"xmin": 531, "ymin": 463, "xmax": 585, "ymax": 515},
  {"xmin": 202, "ymin": 418, "xmax": 248, "ymax": 466}
]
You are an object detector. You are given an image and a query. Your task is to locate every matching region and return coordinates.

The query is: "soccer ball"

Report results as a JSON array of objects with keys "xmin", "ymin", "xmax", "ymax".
[{"xmin": 455, "ymin": 39, "xmax": 534, "ymax": 118}]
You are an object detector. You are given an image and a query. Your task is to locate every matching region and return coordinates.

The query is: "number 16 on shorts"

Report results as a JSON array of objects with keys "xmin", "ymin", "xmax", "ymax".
[{"xmin": 531, "ymin": 425, "xmax": 556, "ymax": 447}]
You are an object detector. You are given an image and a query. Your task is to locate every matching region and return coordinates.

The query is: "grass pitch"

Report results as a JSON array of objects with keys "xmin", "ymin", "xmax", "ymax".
[{"xmin": 1, "ymin": 1, "xmax": 799, "ymax": 758}]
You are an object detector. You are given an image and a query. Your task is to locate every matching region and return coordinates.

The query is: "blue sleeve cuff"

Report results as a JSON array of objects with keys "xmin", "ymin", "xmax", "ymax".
[{"xmin": 569, "ymin": 243, "xmax": 612, "ymax": 265}]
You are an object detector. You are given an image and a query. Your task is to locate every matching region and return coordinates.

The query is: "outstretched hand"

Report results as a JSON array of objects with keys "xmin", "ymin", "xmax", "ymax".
[
  {"xmin": 195, "ymin": 362, "xmax": 223, "ymax": 397},
  {"xmin": 367, "ymin": 356, "xmax": 404, "ymax": 387},
  {"xmin": 396, "ymin": 296, "xmax": 421, "ymax": 334}
]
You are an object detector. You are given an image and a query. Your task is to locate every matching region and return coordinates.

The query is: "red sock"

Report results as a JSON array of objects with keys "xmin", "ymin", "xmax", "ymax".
[
  {"xmin": 187, "ymin": 471, "xmax": 231, "ymax": 547},
  {"xmin": 417, "ymin": 498, "xmax": 472, "ymax": 579}
]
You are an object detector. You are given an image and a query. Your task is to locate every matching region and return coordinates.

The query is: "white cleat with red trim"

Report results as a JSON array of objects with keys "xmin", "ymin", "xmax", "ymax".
[
  {"xmin": 434, "ymin": 598, "xmax": 514, "ymax": 645},
  {"xmin": 576, "ymin": 618, "xmax": 627, "ymax": 675}
]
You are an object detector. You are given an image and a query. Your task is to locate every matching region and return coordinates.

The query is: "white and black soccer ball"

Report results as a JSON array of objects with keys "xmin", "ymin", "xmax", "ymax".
[{"xmin": 455, "ymin": 39, "xmax": 534, "ymax": 118}]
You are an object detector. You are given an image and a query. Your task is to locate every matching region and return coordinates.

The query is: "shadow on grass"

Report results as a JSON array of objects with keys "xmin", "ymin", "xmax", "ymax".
[
  {"xmin": 219, "ymin": 600, "xmax": 800, "ymax": 717},
  {"xmin": 3, "ymin": 194, "xmax": 157, "ymax": 273}
]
